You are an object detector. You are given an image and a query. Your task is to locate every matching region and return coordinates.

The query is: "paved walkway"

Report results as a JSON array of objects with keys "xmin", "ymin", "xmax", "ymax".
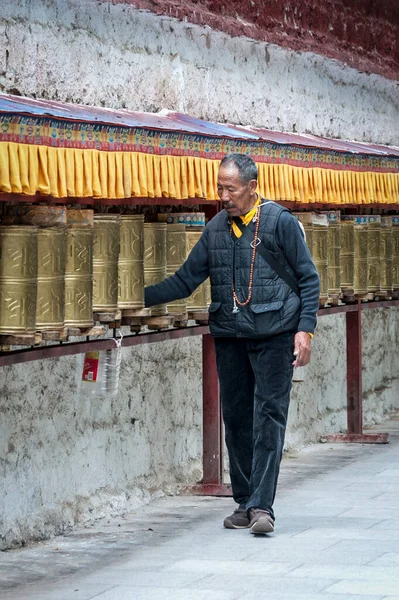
[{"xmin": 1, "ymin": 416, "xmax": 399, "ymax": 600}]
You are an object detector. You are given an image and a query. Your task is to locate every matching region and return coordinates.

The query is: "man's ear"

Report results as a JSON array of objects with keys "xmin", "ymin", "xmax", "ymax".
[{"xmin": 249, "ymin": 179, "xmax": 258, "ymax": 193}]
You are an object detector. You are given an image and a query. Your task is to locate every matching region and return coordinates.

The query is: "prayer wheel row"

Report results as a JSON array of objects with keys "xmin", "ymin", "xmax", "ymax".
[
  {"xmin": 293, "ymin": 212, "xmax": 399, "ymax": 300},
  {"xmin": 0, "ymin": 206, "xmax": 211, "ymax": 335}
]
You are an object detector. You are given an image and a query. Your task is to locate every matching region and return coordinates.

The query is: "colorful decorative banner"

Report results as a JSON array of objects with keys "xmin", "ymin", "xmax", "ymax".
[{"xmin": 1, "ymin": 108, "xmax": 398, "ymax": 204}]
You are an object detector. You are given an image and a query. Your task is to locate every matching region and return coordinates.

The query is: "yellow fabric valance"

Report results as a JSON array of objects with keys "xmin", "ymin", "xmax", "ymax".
[{"xmin": 1, "ymin": 142, "xmax": 399, "ymax": 204}]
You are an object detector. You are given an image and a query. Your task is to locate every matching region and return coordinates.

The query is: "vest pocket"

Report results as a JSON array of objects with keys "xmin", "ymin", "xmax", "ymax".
[
  {"xmin": 250, "ymin": 301, "xmax": 283, "ymax": 313},
  {"xmin": 250, "ymin": 301, "xmax": 283, "ymax": 336}
]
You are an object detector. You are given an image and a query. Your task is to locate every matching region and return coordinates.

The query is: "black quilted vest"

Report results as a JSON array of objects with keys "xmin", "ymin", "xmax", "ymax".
[{"xmin": 207, "ymin": 201, "xmax": 301, "ymax": 338}]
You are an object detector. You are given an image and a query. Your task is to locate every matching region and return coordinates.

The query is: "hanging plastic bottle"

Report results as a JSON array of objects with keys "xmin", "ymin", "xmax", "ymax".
[{"xmin": 81, "ymin": 336, "xmax": 123, "ymax": 398}]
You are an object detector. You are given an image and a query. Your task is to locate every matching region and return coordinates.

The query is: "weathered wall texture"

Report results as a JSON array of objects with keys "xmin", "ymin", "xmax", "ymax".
[
  {"xmin": 121, "ymin": 0, "xmax": 399, "ymax": 80},
  {"xmin": 1, "ymin": 309, "xmax": 398, "ymax": 550},
  {"xmin": 287, "ymin": 313, "xmax": 347, "ymax": 449},
  {"xmin": 362, "ymin": 308, "xmax": 399, "ymax": 423},
  {"xmin": 0, "ymin": 337, "xmax": 203, "ymax": 550},
  {"xmin": 287, "ymin": 307, "xmax": 399, "ymax": 448},
  {"xmin": 0, "ymin": 1, "xmax": 398, "ymax": 143}
]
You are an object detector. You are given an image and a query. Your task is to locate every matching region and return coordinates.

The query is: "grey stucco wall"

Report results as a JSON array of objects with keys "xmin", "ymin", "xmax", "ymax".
[
  {"xmin": 362, "ymin": 308, "xmax": 399, "ymax": 423},
  {"xmin": 287, "ymin": 307, "xmax": 399, "ymax": 448},
  {"xmin": 0, "ymin": 337, "xmax": 203, "ymax": 550},
  {"xmin": 0, "ymin": 0, "xmax": 398, "ymax": 143}
]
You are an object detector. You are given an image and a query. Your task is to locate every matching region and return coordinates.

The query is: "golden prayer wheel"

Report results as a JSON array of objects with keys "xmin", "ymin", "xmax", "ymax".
[
  {"xmin": 166, "ymin": 224, "xmax": 187, "ymax": 314},
  {"xmin": 322, "ymin": 211, "xmax": 341, "ymax": 297},
  {"xmin": 392, "ymin": 217, "xmax": 399, "ymax": 292},
  {"xmin": 354, "ymin": 222, "xmax": 369, "ymax": 296},
  {"xmin": 64, "ymin": 226, "xmax": 93, "ymax": 328},
  {"xmin": 93, "ymin": 214, "xmax": 121, "ymax": 312},
  {"xmin": 0, "ymin": 225, "xmax": 38, "ymax": 334},
  {"xmin": 380, "ymin": 217, "xmax": 393, "ymax": 293},
  {"xmin": 144, "ymin": 222, "xmax": 167, "ymax": 316},
  {"xmin": 293, "ymin": 212, "xmax": 313, "ymax": 253},
  {"xmin": 118, "ymin": 215, "xmax": 144, "ymax": 309},
  {"xmin": 340, "ymin": 221, "xmax": 355, "ymax": 291},
  {"xmin": 341, "ymin": 216, "xmax": 368, "ymax": 296},
  {"xmin": 185, "ymin": 227, "xmax": 209, "ymax": 311},
  {"xmin": 36, "ymin": 227, "xmax": 66, "ymax": 330},
  {"xmin": 310, "ymin": 214, "xmax": 329, "ymax": 302},
  {"xmin": 366, "ymin": 216, "xmax": 381, "ymax": 294}
]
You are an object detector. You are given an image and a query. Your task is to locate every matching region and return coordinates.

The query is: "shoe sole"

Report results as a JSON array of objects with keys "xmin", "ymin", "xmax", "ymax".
[
  {"xmin": 223, "ymin": 520, "xmax": 250, "ymax": 529},
  {"xmin": 249, "ymin": 518, "xmax": 275, "ymax": 534}
]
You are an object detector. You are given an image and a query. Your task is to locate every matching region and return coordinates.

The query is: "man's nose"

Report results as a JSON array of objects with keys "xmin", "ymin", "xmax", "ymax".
[{"xmin": 220, "ymin": 189, "xmax": 230, "ymax": 202}]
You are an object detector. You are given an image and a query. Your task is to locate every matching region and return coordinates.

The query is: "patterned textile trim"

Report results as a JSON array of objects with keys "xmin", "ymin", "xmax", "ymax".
[{"xmin": 1, "ymin": 114, "xmax": 398, "ymax": 174}]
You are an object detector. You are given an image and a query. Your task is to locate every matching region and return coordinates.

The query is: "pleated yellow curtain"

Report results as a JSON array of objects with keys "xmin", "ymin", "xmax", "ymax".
[{"xmin": 0, "ymin": 141, "xmax": 398, "ymax": 204}]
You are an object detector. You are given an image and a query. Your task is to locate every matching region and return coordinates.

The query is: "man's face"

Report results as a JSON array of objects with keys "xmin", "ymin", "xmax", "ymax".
[{"xmin": 217, "ymin": 164, "xmax": 257, "ymax": 217}]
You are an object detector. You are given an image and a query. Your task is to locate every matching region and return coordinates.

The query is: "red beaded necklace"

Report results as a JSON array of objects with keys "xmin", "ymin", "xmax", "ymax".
[{"xmin": 230, "ymin": 206, "xmax": 261, "ymax": 312}]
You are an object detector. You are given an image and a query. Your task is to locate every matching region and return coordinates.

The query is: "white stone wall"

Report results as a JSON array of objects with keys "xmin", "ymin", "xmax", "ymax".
[
  {"xmin": 362, "ymin": 307, "xmax": 399, "ymax": 423},
  {"xmin": 287, "ymin": 313, "xmax": 347, "ymax": 449},
  {"xmin": 0, "ymin": 0, "xmax": 398, "ymax": 143},
  {"xmin": 0, "ymin": 337, "xmax": 203, "ymax": 550},
  {"xmin": 287, "ymin": 307, "xmax": 399, "ymax": 449}
]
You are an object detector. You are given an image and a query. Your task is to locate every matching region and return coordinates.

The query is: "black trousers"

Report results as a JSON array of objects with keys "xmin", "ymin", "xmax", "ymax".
[{"xmin": 214, "ymin": 333, "xmax": 294, "ymax": 520}]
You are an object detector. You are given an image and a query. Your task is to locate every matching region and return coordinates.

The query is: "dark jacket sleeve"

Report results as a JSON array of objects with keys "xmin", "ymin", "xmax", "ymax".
[
  {"xmin": 276, "ymin": 211, "xmax": 320, "ymax": 334},
  {"xmin": 145, "ymin": 226, "xmax": 210, "ymax": 307}
]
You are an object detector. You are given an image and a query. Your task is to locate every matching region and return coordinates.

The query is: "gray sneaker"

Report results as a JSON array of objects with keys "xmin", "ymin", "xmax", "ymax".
[
  {"xmin": 223, "ymin": 508, "xmax": 250, "ymax": 529},
  {"xmin": 248, "ymin": 508, "xmax": 275, "ymax": 534}
]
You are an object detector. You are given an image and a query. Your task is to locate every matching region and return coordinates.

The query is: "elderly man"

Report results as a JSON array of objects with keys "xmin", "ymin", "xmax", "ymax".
[{"xmin": 145, "ymin": 153, "xmax": 320, "ymax": 534}]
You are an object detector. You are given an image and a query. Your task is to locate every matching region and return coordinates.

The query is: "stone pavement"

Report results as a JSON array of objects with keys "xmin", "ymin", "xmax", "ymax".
[{"xmin": 1, "ymin": 416, "xmax": 399, "ymax": 600}]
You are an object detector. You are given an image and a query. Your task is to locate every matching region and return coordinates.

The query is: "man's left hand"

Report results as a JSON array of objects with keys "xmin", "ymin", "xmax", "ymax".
[{"xmin": 293, "ymin": 331, "xmax": 312, "ymax": 367}]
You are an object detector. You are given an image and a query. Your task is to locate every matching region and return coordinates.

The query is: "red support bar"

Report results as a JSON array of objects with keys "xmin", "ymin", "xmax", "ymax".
[
  {"xmin": 346, "ymin": 302, "xmax": 363, "ymax": 435},
  {"xmin": 202, "ymin": 334, "xmax": 221, "ymax": 485},
  {"xmin": 187, "ymin": 333, "xmax": 231, "ymax": 496},
  {"xmin": 0, "ymin": 325, "xmax": 210, "ymax": 367}
]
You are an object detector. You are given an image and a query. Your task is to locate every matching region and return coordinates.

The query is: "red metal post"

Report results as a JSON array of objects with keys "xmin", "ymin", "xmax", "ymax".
[
  {"xmin": 346, "ymin": 301, "xmax": 363, "ymax": 434},
  {"xmin": 202, "ymin": 333, "xmax": 221, "ymax": 485},
  {"xmin": 187, "ymin": 333, "xmax": 231, "ymax": 496}
]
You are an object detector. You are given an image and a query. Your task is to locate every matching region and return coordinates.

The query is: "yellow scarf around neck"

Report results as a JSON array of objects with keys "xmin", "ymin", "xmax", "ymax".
[{"xmin": 231, "ymin": 197, "xmax": 261, "ymax": 238}]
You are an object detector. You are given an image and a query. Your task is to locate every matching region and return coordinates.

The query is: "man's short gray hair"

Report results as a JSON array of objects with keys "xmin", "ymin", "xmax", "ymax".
[{"xmin": 220, "ymin": 153, "xmax": 258, "ymax": 184}]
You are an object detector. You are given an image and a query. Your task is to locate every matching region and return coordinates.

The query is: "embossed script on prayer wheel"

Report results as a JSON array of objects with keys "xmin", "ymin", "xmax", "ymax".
[
  {"xmin": 380, "ymin": 217, "xmax": 393, "ymax": 293},
  {"xmin": 342, "ymin": 216, "xmax": 368, "ymax": 296},
  {"xmin": 36, "ymin": 227, "xmax": 66, "ymax": 330},
  {"xmin": 392, "ymin": 217, "xmax": 399, "ymax": 292},
  {"xmin": 366, "ymin": 216, "xmax": 381, "ymax": 294},
  {"xmin": 166, "ymin": 224, "xmax": 187, "ymax": 314},
  {"xmin": 354, "ymin": 221, "xmax": 368, "ymax": 296},
  {"xmin": 118, "ymin": 215, "xmax": 144, "ymax": 309},
  {"xmin": 93, "ymin": 215, "xmax": 121, "ymax": 312},
  {"xmin": 310, "ymin": 214, "xmax": 329, "ymax": 302},
  {"xmin": 340, "ymin": 221, "xmax": 355, "ymax": 291},
  {"xmin": 0, "ymin": 225, "xmax": 38, "ymax": 334},
  {"xmin": 65, "ymin": 218, "xmax": 93, "ymax": 328},
  {"xmin": 185, "ymin": 227, "xmax": 209, "ymax": 311},
  {"xmin": 322, "ymin": 211, "xmax": 341, "ymax": 297},
  {"xmin": 144, "ymin": 222, "xmax": 167, "ymax": 316}
]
